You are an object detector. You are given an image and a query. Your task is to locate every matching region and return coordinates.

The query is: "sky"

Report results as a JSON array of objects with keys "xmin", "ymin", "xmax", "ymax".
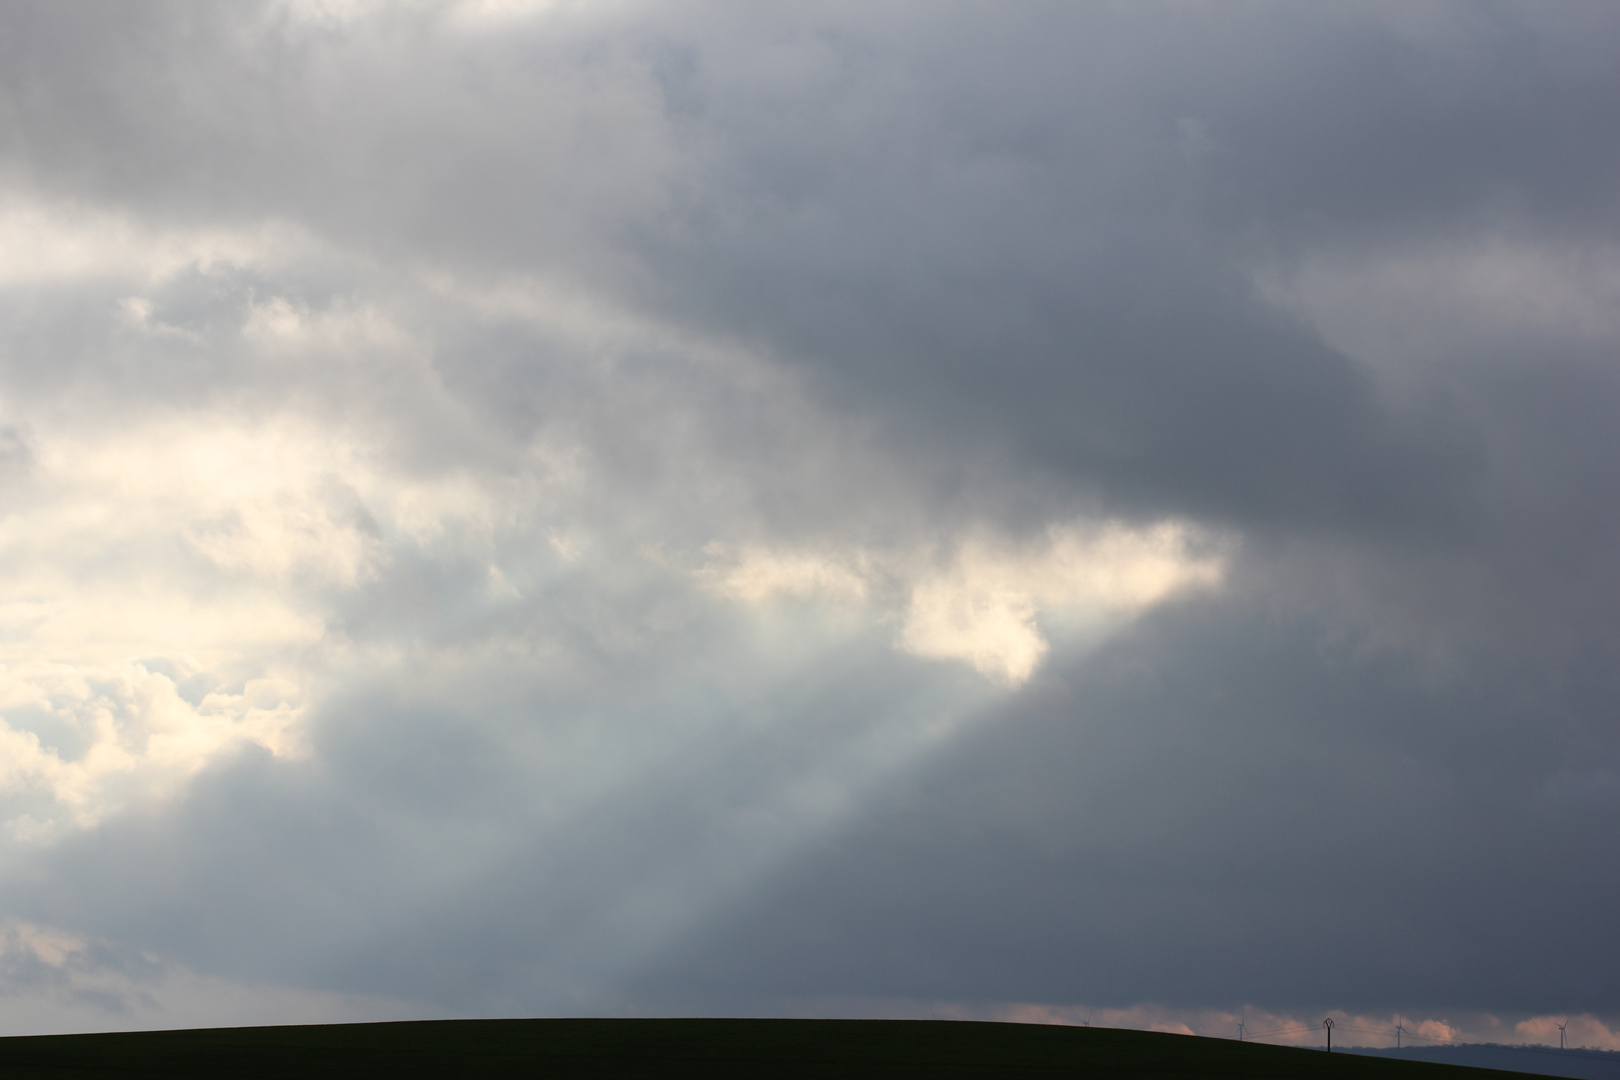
[{"xmin": 0, "ymin": 0, "xmax": 1616, "ymax": 1049}]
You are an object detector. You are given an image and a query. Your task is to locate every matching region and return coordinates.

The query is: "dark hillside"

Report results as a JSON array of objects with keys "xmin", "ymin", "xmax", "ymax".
[{"xmin": 0, "ymin": 1018, "xmax": 1547, "ymax": 1079}]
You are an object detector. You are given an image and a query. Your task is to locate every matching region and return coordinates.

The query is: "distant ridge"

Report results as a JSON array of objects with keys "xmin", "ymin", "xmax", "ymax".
[
  {"xmin": 0, "ymin": 1019, "xmax": 1549, "ymax": 1078},
  {"xmin": 1344, "ymin": 1042, "xmax": 1620, "ymax": 1080}
]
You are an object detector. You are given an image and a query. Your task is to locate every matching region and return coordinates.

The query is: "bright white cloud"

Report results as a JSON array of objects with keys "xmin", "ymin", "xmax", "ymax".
[
  {"xmin": 0, "ymin": 197, "xmax": 317, "ymax": 288},
  {"xmin": 0, "ymin": 387, "xmax": 590, "ymax": 838},
  {"xmin": 701, "ymin": 544, "xmax": 872, "ymax": 607},
  {"xmin": 706, "ymin": 523, "xmax": 1225, "ymax": 685},
  {"xmin": 0, "ymin": 663, "xmax": 301, "ymax": 841},
  {"xmin": 899, "ymin": 523, "xmax": 1224, "ymax": 684}
]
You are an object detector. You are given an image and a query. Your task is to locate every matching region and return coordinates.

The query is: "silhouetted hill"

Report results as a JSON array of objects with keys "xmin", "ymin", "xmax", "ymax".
[
  {"xmin": 0, "ymin": 1018, "xmax": 1556, "ymax": 1078},
  {"xmin": 1345, "ymin": 1043, "xmax": 1620, "ymax": 1080}
]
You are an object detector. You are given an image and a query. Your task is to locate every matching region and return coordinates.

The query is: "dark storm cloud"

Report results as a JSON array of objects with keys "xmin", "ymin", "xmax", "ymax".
[
  {"xmin": 626, "ymin": 587, "xmax": 1620, "ymax": 1017},
  {"xmin": 626, "ymin": 2, "xmax": 1620, "ymax": 536}
]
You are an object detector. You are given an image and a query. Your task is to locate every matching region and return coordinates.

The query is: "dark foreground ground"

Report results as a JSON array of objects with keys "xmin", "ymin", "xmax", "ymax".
[{"xmin": 0, "ymin": 1018, "xmax": 1546, "ymax": 1079}]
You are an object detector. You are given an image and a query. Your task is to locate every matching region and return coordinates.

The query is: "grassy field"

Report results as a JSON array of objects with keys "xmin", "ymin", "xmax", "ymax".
[{"xmin": 0, "ymin": 1018, "xmax": 1544, "ymax": 1078}]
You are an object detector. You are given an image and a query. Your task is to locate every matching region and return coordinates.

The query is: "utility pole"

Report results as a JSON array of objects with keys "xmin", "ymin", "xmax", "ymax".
[{"xmin": 1323, "ymin": 1018, "xmax": 1334, "ymax": 1052}]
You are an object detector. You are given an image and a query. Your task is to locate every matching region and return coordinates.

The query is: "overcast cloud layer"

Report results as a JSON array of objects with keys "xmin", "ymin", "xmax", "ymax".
[{"xmin": 0, "ymin": 0, "xmax": 1616, "ymax": 1047}]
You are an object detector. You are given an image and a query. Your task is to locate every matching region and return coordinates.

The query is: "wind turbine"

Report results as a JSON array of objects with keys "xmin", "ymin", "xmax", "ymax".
[
  {"xmin": 1237, "ymin": 1011, "xmax": 1246, "ymax": 1042},
  {"xmin": 1557, "ymin": 1020, "xmax": 1568, "ymax": 1050},
  {"xmin": 1395, "ymin": 1020, "xmax": 1406, "ymax": 1049}
]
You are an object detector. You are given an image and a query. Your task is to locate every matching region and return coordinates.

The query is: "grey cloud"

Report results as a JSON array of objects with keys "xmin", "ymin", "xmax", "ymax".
[
  {"xmin": 0, "ymin": 1, "xmax": 671, "ymax": 283},
  {"xmin": 4, "ymin": 2, "xmax": 1603, "ymax": 546},
  {"xmin": 0, "ymin": 0, "xmax": 1614, "ymax": 1038},
  {"xmin": 0, "ymin": 919, "xmax": 164, "ymax": 1017}
]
